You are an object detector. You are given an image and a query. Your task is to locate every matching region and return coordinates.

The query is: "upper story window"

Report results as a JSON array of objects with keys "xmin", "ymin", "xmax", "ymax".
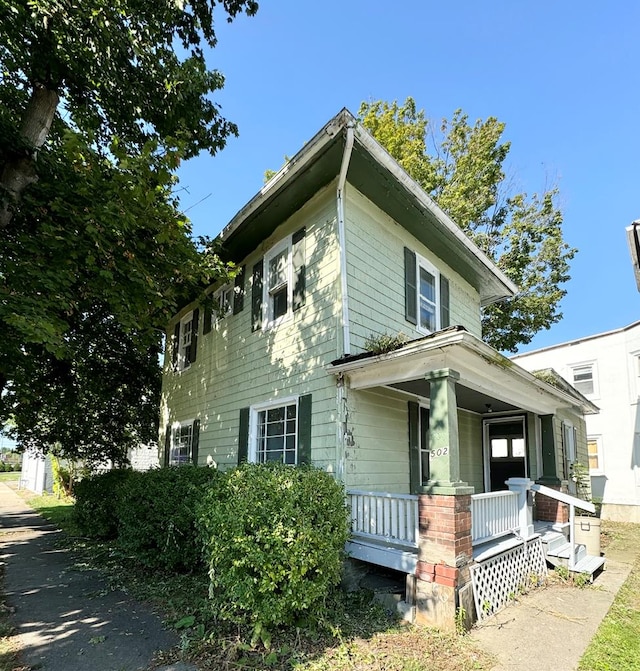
[
  {"xmin": 404, "ymin": 248, "xmax": 450, "ymax": 334},
  {"xmin": 214, "ymin": 284, "xmax": 234, "ymax": 321},
  {"xmin": 172, "ymin": 309, "xmax": 199, "ymax": 371},
  {"xmin": 252, "ymin": 227, "xmax": 306, "ymax": 332},
  {"xmin": 570, "ymin": 362, "xmax": 596, "ymax": 396}
]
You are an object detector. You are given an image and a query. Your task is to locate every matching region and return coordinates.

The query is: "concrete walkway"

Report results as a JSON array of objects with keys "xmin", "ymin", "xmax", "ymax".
[
  {"xmin": 0, "ymin": 482, "xmax": 197, "ymax": 671},
  {"xmin": 471, "ymin": 551, "xmax": 634, "ymax": 671}
]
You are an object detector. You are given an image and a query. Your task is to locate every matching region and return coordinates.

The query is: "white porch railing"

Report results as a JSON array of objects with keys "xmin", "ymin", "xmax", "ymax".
[
  {"xmin": 470, "ymin": 490, "xmax": 520, "ymax": 546},
  {"xmin": 347, "ymin": 490, "xmax": 419, "ymax": 549}
]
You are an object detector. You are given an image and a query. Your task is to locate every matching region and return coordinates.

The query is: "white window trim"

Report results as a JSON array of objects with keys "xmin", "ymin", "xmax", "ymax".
[
  {"xmin": 415, "ymin": 253, "xmax": 441, "ymax": 335},
  {"xmin": 587, "ymin": 435, "xmax": 604, "ymax": 475},
  {"xmin": 248, "ymin": 395, "xmax": 299, "ymax": 464},
  {"xmin": 170, "ymin": 419, "xmax": 195, "ymax": 466},
  {"xmin": 263, "ymin": 236, "xmax": 293, "ymax": 330},
  {"xmin": 177, "ymin": 311, "xmax": 194, "ymax": 371},
  {"xmin": 569, "ymin": 360, "xmax": 599, "ymax": 398},
  {"xmin": 213, "ymin": 284, "xmax": 233, "ymax": 323}
]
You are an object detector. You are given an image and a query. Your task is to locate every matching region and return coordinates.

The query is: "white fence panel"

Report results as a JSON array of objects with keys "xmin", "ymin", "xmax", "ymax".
[{"xmin": 471, "ymin": 490, "xmax": 519, "ymax": 545}]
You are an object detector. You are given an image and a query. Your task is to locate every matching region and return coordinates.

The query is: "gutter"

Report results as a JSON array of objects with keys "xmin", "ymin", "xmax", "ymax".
[{"xmin": 337, "ymin": 122, "xmax": 355, "ymax": 356}]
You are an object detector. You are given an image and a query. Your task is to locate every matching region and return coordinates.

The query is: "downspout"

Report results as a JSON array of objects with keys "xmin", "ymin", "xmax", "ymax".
[{"xmin": 337, "ymin": 122, "xmax": 355, "ymax": 356}]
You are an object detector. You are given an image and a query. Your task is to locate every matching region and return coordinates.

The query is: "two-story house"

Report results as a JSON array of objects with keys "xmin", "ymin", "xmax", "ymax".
[
  {"xmin": 513, "ymin": 321, "xmax": 640, "ymax": 523},
  {"xmin": 160, "ymin": 109, "xmax": 598, "ymax": 627}
]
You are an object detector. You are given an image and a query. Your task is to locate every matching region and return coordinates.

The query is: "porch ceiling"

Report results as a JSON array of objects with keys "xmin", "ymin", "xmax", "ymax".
[{"xmin": 327, "ymin": 328, "xmax": 590, "ymax": 416}]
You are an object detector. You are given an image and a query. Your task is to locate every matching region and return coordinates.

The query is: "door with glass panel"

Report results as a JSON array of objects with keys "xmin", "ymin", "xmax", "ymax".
[{"xmin": 483, "ymin": 416, "xmax": 527, "ymax": 491}]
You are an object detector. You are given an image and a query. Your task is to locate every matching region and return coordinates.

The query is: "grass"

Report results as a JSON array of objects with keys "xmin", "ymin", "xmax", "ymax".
[
  {"xmin": 3, "ymin": 490, "xmax": 493, "ymax": 671},
  {"xmin": 0, "ymin": 472, "xmax": 20, "ymax": 483},
  {"xmin": 578, "ymin": 522, "xmax": 640, "ymax": 671}
]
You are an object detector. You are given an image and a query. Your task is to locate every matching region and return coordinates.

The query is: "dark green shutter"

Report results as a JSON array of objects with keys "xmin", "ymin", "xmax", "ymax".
[
  {"xmin": 297, "ymin": 394, "xmax": 312, "ymax": 465},
  {"xmin": 238, "ymin": 407, "xmax": 250, "ymax": 464},
  {"xmin": 440, "ymin": 275, "xmax": 450, "ymax": 329},
  {"xmin": 164, "ymin": 429, "xmax": 171, "ymax": 467},
  {"xmin": 292, "ymin": 227, "xmax": 306, "ymax": 312},
  {"xmin": 191, "ymin": 419, "xmax": 200, "ymax": 465},
  {"xmin": 251, "ymin": 260, "xmax": 264, "ymax": 332},
  {"xmin": 408, "ymin": 401, "xmax": 420, "ymax": 494},
  {"xmin": 172, "ymin": 323, "xmax": 180, "ymax": 369},
  {"xmin": 203, "ymin": 302, "xmax": 213, "ymax": 335},
  {"xmin": 233, "ymin": 266, "xmax": 245, "ymax": 315},
  {"xmin": 188, "ymin": 309, "xmax": 199, "ymax": 364},
  {"xmin": 404, "ymin": 247, "xmax": 417, "ymax": 325}
]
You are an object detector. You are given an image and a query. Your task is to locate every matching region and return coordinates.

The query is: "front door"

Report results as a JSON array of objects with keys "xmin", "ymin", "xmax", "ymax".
[{"xmin": 483, "ymin": 416, "xmax": 527, "ymax": 491}]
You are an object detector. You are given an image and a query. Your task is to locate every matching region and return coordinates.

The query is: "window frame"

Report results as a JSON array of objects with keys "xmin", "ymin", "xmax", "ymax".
[
  {"xmin": 176, "ymin": 310, "xmax": 194, "ymax": 371},
  {"xmin": 213, "ymin": 284, "xmax": 234, "ymax": 322},
  {"xmin": 170, "ymin": 420, "xmax": 194, "ymax": 466},
  {"xmin": 263, "ymin": 237, "xmax": 293, "ymax": 330},
  {"xmin": 587, "ymin": 435, "xmax": 604, "ymax": 475},
  {"xmin": 415, "ymin": 253, "xmax": 442, "ymax": 335},
  {"xmin": 569, "ymin": 361, "xmax": 598, "ymax": 397},
  {"xmin": 248, "ymin": 396, "xmax": 299, "ymax": 465}
]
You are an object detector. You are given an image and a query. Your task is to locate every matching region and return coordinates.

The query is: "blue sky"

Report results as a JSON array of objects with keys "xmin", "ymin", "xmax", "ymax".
[{"xmin": 177, "ymin": 0, "xmax": 640, "ymax": 353}]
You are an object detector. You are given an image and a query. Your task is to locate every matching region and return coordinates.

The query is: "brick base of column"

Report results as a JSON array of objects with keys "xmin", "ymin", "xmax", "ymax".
[{"xmin": 534, "ymin": 483, "xmax": 569, "ymax": 524}]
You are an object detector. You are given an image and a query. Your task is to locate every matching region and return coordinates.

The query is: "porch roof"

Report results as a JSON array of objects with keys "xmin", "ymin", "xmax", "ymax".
[{"xmin": 326, "ymin": 327, "xmax": 599, "ymax": 416}]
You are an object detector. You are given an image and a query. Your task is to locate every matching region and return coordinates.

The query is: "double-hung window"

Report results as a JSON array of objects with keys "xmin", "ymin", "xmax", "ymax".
[
  {"xmin": 255, "ymin": 400, "xmax": 298, "ymax": 465},
  {"xmin": 570, "ymin": 363, "xmax": 596, "ymax": 396},
  {"xmin": 166, "ymin": 419, "xmax": 200, "ymax": 466},
  {"xmin": 214, "ymin": 284, "xmax": 234, "ymax": 321},
  {"xmin": 172, "ymin": 309, "xmax": 199, "ymax": 371},
  {"xmin": 266, "ymin": 238, "xmax": 292, "ymax": 326},
  {"xmin": 404, "ymin": 248, "xmax": 450, "ymax": 334}
]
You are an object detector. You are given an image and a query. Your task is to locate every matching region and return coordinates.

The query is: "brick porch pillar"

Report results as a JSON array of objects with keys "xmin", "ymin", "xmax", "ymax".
[{"xmin": 534, "ymin": 481, "xmax": 570, "ymax": 524}]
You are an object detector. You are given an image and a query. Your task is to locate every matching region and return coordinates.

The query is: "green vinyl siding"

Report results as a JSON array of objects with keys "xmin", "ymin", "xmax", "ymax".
[
  {"xmin": 160, "ymin": 184, "xmax": 340, "ymax": 472},
  {"xmin": 458, "ymin": 409, "xmax": 483, "ymax": 493},
  {"xmin": 343, "ymin": 388, "xmax": 411, "ymax": 492},
  {"xmin": 344, "ymin": 188, "xmax": 482, "ymax": 352}
]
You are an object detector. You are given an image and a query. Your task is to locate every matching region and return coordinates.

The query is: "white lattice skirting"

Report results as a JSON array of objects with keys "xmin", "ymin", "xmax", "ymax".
[{"xmin": 470, "ymin": 537, "xmax": 548, "ymax": 621}]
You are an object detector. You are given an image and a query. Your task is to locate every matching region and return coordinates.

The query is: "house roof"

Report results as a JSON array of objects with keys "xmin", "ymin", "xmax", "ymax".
[
  {"xmin": 326, "ymin": 327, "xmax": 598, "ymax": 416},
  {"xmin": 512, "ymin": 320, "xmax": 640, "ymax": 358},
  {"xmin": 217, "ymin": 109, "xmax": 517, "ymax": 307}
]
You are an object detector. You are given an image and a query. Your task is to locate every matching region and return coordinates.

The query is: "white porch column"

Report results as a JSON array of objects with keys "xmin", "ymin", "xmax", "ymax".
[{"xmin": 506, "ymin": 477, "xmax": 535, "ymax": 539}]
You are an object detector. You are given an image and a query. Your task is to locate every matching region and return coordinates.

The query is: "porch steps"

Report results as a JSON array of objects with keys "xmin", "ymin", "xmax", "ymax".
[{"xmin": 539, "ymin": 529, "xmax": 605, "ymax": 580}]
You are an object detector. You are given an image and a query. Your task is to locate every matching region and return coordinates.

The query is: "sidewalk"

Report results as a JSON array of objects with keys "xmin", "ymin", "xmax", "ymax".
[
  {"xmin": 0, "ymin": 481, "xmax": 197, "ymax": 671},
  {"xmin": 471, "ymin": 548, "xmax": 634, "ymax": 671}
]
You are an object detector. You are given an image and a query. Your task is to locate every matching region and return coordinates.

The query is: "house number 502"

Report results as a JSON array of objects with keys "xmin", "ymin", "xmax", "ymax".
[{"xmin": 430, "ymin": 447, "xmax": 449, "ymax": 458}]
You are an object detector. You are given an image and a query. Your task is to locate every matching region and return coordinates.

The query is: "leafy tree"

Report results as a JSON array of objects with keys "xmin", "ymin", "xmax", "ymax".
[
  {"xmin": 359, "ymin": 98, "xmax": 576, "ymax": 352},
  {"xmin": 0, "ymin": 0, "xmax": 256, "ymax": 461}
]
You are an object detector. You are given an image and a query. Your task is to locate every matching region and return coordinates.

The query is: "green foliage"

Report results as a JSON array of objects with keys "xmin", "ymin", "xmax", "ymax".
[
  {"xmin": 73, "ymin": 469, "xmax": 133, "ymax": 539},
  {"xmin": 198, "ymin": 463, "xmax": 350, "ymax": 636},
  {"xmin": 364, "ymin": 332, "xmax": 409, "ymax": 354},
  {"xmin": 51, "ymin": 455, "xmax": 74, "ymax": 499},
  {"xmin": 359, "ymin": 98, "xmax": 576, "ymax": 352},
  {"xmin": 116, "ymin": 466, "xmax": 219, "ymax": 572}
]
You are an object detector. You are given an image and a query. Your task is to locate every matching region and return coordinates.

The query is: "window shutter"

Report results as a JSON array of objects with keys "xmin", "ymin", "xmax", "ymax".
[
  {"xmin": 440, "ymin": 275, "xmax": 450, "ymax": 329},
  {"xmin": 238, "ymin": 407, "xmax": 250, "ymax": 464},
  {"xmin": 191, "ymin": 419, "xmax": 200, "ymax": 465},
  {"xmin": 404, "ymin": 248, "xmax": 417, "ymax": 325},
  {"xmin": 172, "ymin": 323, "xmax": 180, "ymax": 370},
  {"xmin": 292, "ymin": 227, "xmax": 306, "ymax": 312},
  {"xmin": 203, "ymin": 302, "xmax": 213, "ymax": 335},
  {"xmin": 164, "ymin": 429, "xmax": 171, "ymax": 467},
  {"xmin": 233, "ymin": 265, "xmax": 245, "ymax": 315},
  {"xmin": 189, "ymin": 308, "xmax": 199, "ymax": 364},
  {"xmin": 297, "ymin": 394, "xmax": 312, "ymax": 465},
  {"xmin": 408, "ymin": 402, "xmax": 420, "ymax": 494},
  {"xmin": 251, "ymin": 260, "xmax": 264, "ymax": 332}
]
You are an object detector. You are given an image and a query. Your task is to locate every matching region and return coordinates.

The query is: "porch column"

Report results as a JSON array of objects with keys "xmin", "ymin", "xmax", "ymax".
[
  {"xmin": 424, "ymin": 368, "xmax": 472, "ymax": 495},
  {"xmin": 414, "ymin": 369, "xmax": 474, "ymax": 629}
]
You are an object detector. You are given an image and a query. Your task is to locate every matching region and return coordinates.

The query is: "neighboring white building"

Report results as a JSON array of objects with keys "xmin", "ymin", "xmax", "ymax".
[{"xmin": 513, "ymin": 321, "xmax": 640, "ymax": 523}]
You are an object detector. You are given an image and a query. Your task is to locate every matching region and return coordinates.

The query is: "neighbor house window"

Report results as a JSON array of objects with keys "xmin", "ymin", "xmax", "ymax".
[
  {"xmin": 172, "ymin": 309, "xmax": 199, "ymax": 371},
  {"xmin": 404, "ymin": 248, "xmax": 450, "ymax": 333},
  {"xmin": 254, "ymin": 400, "xmax": 298, "ymax": 465},
  {"xmin": 167, "ymin": 419, "xmax": 200, "ymax": 466},
  {"xmin": 588, "ymin": 436, "xmax": 603, "ymax": 473},
  {"xmin": 571, "ymin": 363, "xmax": 596, "ymax": 396},
  {"xmin": 214, "ymin": 284, "xmax": 233, "ymax": 321}
]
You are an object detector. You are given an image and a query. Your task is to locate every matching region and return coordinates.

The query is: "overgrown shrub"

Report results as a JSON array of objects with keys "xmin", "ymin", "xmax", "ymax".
[
  {"xmin": 116, "ymin": 465, "xmax": 219, "ymax": 572},
  {"xmin": 197, "ymin": 463, "xmax": 350, "ymax": 638},
  {"xmin": 74, "ymin": 469, "xmax": 133, "ymax": 538}
]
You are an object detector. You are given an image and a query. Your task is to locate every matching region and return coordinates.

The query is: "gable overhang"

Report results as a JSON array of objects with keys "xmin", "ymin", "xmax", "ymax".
[
  {"xmin": 326, "ymin": 328, "xmax": 596, "ymax": 417},
  {"xmin": 218, "ymin": 109, "xmax": 517, "ymax": 306}
]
